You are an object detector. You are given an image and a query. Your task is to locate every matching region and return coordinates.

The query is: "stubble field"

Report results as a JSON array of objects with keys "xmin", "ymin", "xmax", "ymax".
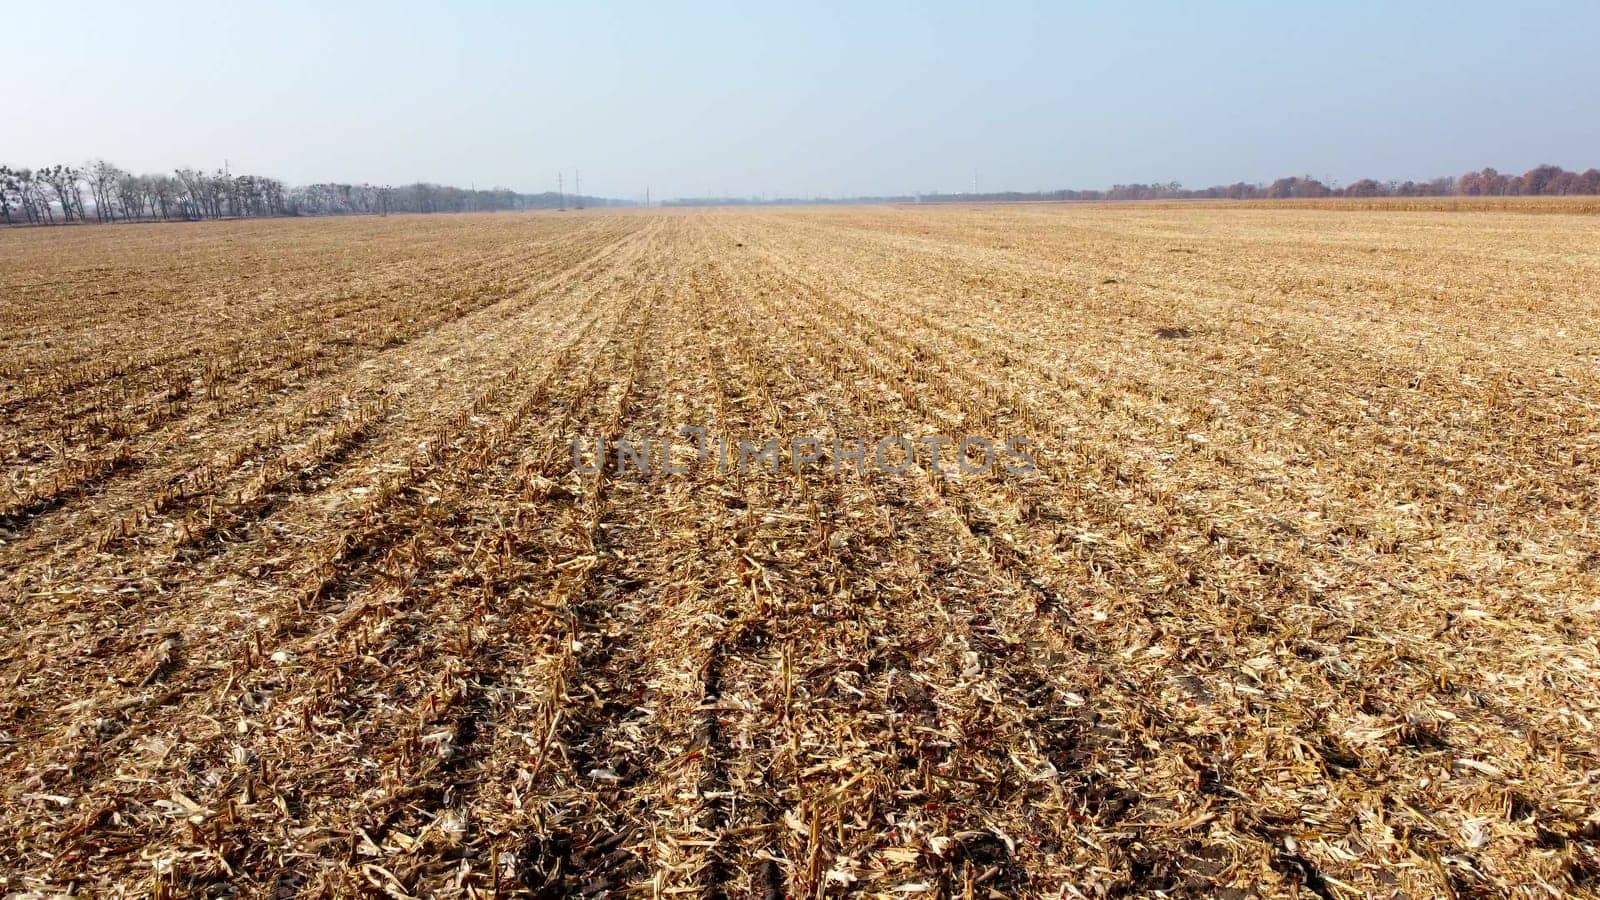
[{"xmin": 1, "ymin": 203, "xmax": 1598, "ymax": 898}]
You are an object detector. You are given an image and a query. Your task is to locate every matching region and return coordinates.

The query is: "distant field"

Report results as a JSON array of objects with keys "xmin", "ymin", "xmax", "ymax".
[
  {"xmin": 1221, "ymin": 195, "xmax": 1600, "ymax": 213},
  {"xmin": 892, "ymin": 196, "xmax": 1600, "ymax": 213},
  {"xmin": 2, "ymin": 205, "xmax": 1597, "ymax": 896}
]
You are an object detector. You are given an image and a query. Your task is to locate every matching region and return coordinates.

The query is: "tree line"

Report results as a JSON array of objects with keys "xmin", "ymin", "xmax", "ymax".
[
  {"xmin": 0, "ymin": 160, "xmax": 622, "ymax": 225},
  {"xmin": 908, "ymin": 164, "xmax": 1600, "ymax": 204},
  {"xmin": 8, "ymin": 159, "xmax": 1600, "ymax": 221},
  {"xmin": 668, "ymin": 163, "xmax": 1600, "ymax": 206}
]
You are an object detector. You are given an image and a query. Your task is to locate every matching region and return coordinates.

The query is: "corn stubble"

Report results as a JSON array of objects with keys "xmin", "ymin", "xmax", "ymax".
[{"xmin": 0, "ymin": 202, "xmax": 1597, "ymax": 897}]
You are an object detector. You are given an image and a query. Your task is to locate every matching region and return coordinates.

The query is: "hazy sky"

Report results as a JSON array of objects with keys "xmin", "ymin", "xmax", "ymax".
[{"xmin": 10, "ymin": 0, "xmax": 1600, "ymax": 199}]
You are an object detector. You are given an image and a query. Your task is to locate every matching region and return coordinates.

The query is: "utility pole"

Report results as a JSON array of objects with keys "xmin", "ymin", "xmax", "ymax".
[
  {"xmin": 558, "ymin": 172, "xmax": 565, "ymax": 210},
  {"xmin": 575, "ymin": 170, "xmax": 582, "ymax": 209},
  {"xmin": 972, "ymin": 168, "xmax": 978, "ymax": 195},
  {"xmin": 645, "ymin": 186, "xmax": 650, "ymax": 207}
]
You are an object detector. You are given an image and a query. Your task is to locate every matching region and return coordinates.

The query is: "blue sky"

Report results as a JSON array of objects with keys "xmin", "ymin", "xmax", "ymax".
[{"xmin": 9, "ymin": 0, "xmax": 1600, "ymax": 199}]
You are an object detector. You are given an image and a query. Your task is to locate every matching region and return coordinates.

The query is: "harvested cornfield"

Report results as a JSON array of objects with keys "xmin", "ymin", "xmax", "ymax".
[{"xmin": 1, "ymin": 204, "xmax": 1598, "ymax": 897}]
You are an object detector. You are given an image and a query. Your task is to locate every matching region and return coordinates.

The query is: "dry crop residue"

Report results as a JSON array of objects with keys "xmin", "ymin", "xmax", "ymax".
[{"xmin": 1, "ymin": 203, "xmax": 1598, "ymax": 897}]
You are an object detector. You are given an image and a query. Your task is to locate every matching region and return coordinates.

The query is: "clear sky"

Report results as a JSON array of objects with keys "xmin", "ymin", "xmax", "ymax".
[{"xmin": 9, "ymin": 0, "xmax": 1600, "ymax": 200}]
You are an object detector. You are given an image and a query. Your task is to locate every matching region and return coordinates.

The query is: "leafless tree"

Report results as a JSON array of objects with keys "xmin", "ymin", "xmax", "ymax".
[{"xmin": 85, "ymin": 160, "xmax": 125, "ymax": 222}]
